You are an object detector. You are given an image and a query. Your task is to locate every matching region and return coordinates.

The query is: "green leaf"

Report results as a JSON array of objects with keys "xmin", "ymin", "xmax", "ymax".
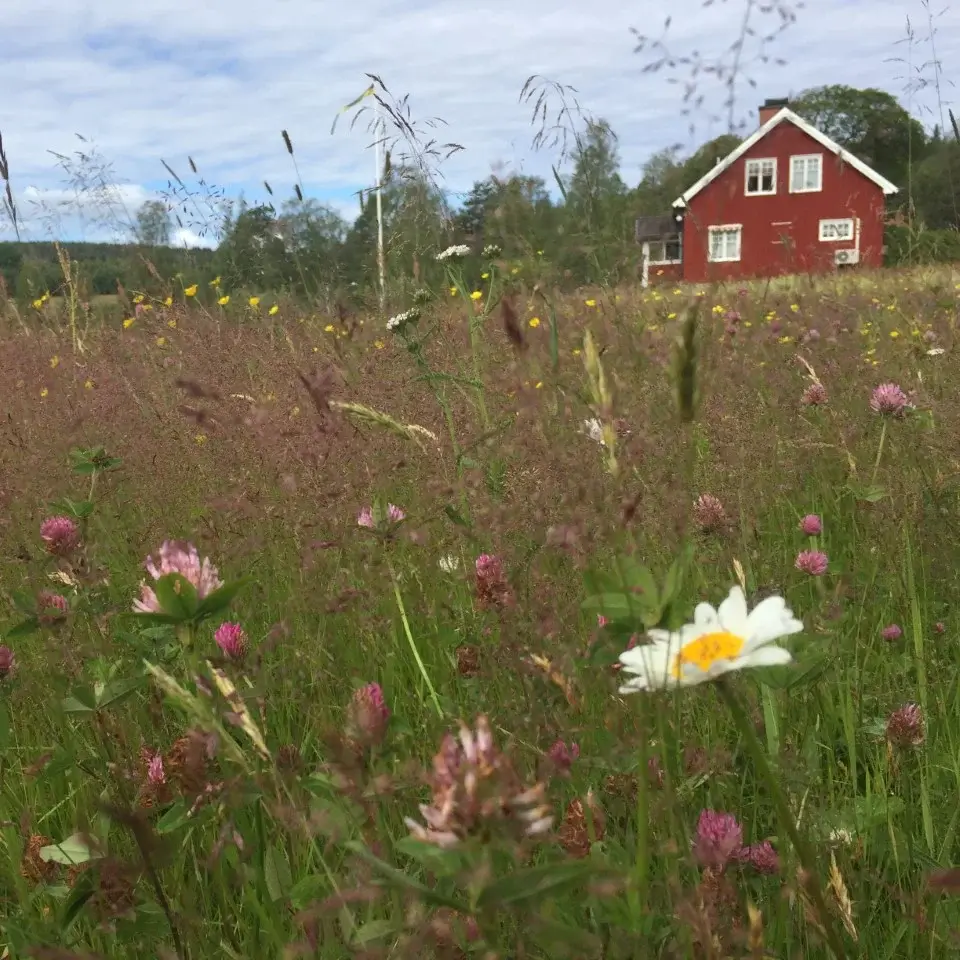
[
  {"xmin": 611, "ymin": 557, "xmax": 659, "ymax": 606},
  {"xmin": 96, "ymin": 675, "xmax": 147, "ymax": 709},
  {"xmin": 528, "ymin": 916, "xmax": 603, "ymax": 956},
  {"xmin": 62, "ymin": 685, "xmax": 98, "ymax": 714},
  {"xmin": 756, "ymin": 654, "xmax": 832, "ymax": 691},
  {"xmin": 581, "ymin": 592, "xmax": 655, "ymax": 624},
  {"xmin": 476, "ymin": 859, "xmax": 613, "ymax": 909},
  {"xmin": 194, "ymin": 577, "xmax": 252, "ymax": 621},
  {"xmin": 394, "ymin": 837, "xmax": 467, "ymax": 877},
  {"xmin": 60, "ymin": 870, "xmax": 95, "ymax": 930},
  {"xmin": 156, "ymin": 800, "xmax": 192, "ymax": 835},
  {"xmin": 5, "ymin": 617, "xmax": 40, "ymax": 640},
  {"xmin": 289, "ymin": 874, "xmax": 328, "ymax": 910},
  {"xmin": 263, "ymin": 844, "xmax": 292, "ymax": 902},
  {"xmin": 443, "ymin": 504, "xmax": 471, "ymax": 529},
  {"xmin": 352, "ymin": 919, "xmax": 399, "ymax": 946},
  {"xmin": 40, "ymin": 832, "xmax": 104, "ymax": 866},
  {"xmin": 12, "ymin": 589, "xmax": 38, "ymax": 614},
  {"xmin": 345, "ymin": 841, "xmax": 467, "ymax": 911},
  {"xmin": 153, "ymin": 573, "xmax": 199, "ymax": 621}
]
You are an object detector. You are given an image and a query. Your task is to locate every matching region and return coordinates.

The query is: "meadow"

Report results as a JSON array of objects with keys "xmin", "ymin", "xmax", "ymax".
[{"xmin": 1, "ymin": 257, "xmax": 960, "ymax": 959}]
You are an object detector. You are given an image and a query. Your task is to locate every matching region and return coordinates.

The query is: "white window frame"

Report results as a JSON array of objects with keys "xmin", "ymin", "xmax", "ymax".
[
  {"xmin": 790, "ymin": 154, "xmax": 822, "ymax": 193},
  {"xmin": 818, "ymin": 218, "xmax": 855, "ymax": 242},
  {"xmin": 707, "ymin": 224, "xmax": 742, "ymax": 263},
  {"xmin": 647, "ymin": 236, "xmax": 683, "ymax": 265},
  {"xmin": 744, "ymin": 157, "xmax": 777, "ymax": 196}
]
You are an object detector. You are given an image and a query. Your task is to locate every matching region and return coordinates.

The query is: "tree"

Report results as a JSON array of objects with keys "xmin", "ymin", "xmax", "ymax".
[
  {"xmin": 789, "ymin": 85, "xmax": 928, "ymax": 192},
  {"xmin": 215, "ymin": 202, "xmax": 292, "ymax": 291},
  {"xmin": 912, "ymin": 141, "xmax": 960, "ymax": 230},
  {"xmin": 454, "ymin": 179, "xmax": 498, "ymax": 240},
  {"xmin": 134, "ymin": 200, "xmax": 172, "ymax": 246}
]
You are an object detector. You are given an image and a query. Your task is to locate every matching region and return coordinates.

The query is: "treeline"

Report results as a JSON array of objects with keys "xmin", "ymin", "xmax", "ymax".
[{"xmin": 1, "ymin": 84, "xmax": 957, "ymax": 302}]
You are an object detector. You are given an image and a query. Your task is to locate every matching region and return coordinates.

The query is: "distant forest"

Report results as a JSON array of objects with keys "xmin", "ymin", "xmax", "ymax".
[{"xmin": 1, "ymin": 85, "xmax": 957, "ymax": 301}]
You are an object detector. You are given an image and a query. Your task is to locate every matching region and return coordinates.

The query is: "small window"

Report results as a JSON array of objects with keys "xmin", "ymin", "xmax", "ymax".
[
  {"xmin": 790, "ymin": 154, "xmax": 822, "ymax": 193},
  {"xmin": 819, "ymin": 218, "xmax": 855, "ymax": 242},
  {"xmin": 707, "ymin": 225, "xmax": 742, "ymax": 263},
  {"xmin": 745, "ymin": 158, "xmax": 777, "ymax": 196},
  {"xmin": 648, "ymin": 237, "xmax": 682, "ymax": 264}
]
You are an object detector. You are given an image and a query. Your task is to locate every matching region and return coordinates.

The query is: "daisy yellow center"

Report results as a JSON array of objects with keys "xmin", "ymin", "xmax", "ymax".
[{"xmin": 671, "ymin": 630, "xmax": 745, "ymax": 676}]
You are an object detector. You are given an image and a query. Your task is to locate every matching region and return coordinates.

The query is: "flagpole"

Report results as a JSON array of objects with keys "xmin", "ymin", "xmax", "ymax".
[{"xmin": 374, "ymin": 99, "xmax": 386, "ymax": 312}]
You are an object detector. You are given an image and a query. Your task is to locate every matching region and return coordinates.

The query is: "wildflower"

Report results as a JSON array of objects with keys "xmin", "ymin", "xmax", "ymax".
[
  {"xmin": 147, "ymin": 753, "xmax": 166, "ymax": 785},
  {"xmin": 870, "ymin": 382, "xmax": 908, "ymax": 417},
  {"xmin": 439, "ymin": 554, "xmax": 460, "ymax": 573},
  {"xmin": 736, "ymin": 841, "xmax": 780, "ymax": 874},
  {"xmin": 184, "ymin": 284, "xmax": 198, "ymax": 297},
  {"xmin": 436, "ymin": 244, "xmax": 471, "ymax": 262},
  {"xmin": 795, "ymin": 549, "xmax": 828, "ymax": 576},
  {"xmin": 693, "ymin": 810, "xmax": 743, "ymax": 869},
  {"xmin": 801, "ymin": 382, "xmax": 828, "ymax": 406},
  {"xmin": 455, "ymin": 644, "xmax": 480, "ymax": 677},
  {"xmin": 558, "ymin": 791, "xmax": 605, "ymax": 857},
  {"xmin": 529, "ymin": 316, "xmax": 541, "ymax": 328},
  {"xmin": 482, "ymin": 243, "xmax": 501, "ymax": 257},
  {"xmin": 122, "ymin": 317, "xmax": 135, "ymax": 329},
  {"xmin": 49, "ymin": 355, "xmax": 59, "ymax": 369},
  {"xmin": 217, "ymin": 295, "xmax": 230, "ymax": 306},
  {"xmin": 324, "ymin": 323, "xmax": 335, "ymax": 333},
  {"xmin": 585, "ymin": 298, "xmax": 597, "ymax": 307},
  {"xmin": 133, "ymin": 540, "xmax": 223, "ymax": 613},
  {"xmin": 546, "ymin": 739, "xmax": 580, "ymax": 775},
  {"xmin": 886, "ymin": 703, "xmax": 924, "ymax": 748},
  {"xmin": 357, "ymin": 507, "xmax": 375, "ymax": 529},
  {"xmin": 214, "ymin": 622, "xmax": 248, "ymax": 659},
  {"xmin": 386, "ymin": 308, "xmax": 420, "ymax": 332},
  {"xmin": 357, "ymin": 503, "xmax": 405, "ymax": 530},
  {"xmin": 475, "ymin": 554, "xmax": 512, "ymax": 609},
  {"xmin": 163, "ymin": 296, "xmax": 173, "ymax": 307},
  {"xmin": 404, "ymin": 715, "xmax": 553, "ymax": 848},
  {"xmin": 597, "ymin": 614, "xmax": 608, "ymax": 629},
  {"xmin": 37, "ymin": 591, "xmax": 69, "ymax": 625},
  {"xmin": 799, "ymin": 514, "xmax": 822, "ymax": 536},
  {"xmin": 39, "ymin": 387, "xmax": 48, "ymax": 399},
  {"xmin": 935, "ymin": 622, "xmax": 945, "ymax": 635},
  {"xmin": 268, "ymin": 304, "xmax": 279, "ymax": 315},
  {"xmin": 346, "ymin": 682, "xmax": 390, "ymax": 747},
  {"xmin": 0, "ymin": 644, "xmax": 15, "ymax": 680},
  {"xmin": 40, "ymin": 516, "xmax": 80, "ymax": 556},
  {"xmin": 881, "ymin": 623, "xmax": 902, "ymax": 642},
  {"xmin": 617, "ymin": 585, "xmax": 800, "ymax": 693},
  {"xmin": 210, "ymin": 276, "xmax": 221, "ymax": 287},
  {"xmin": 693, "ymin": 494, "xmax": 727, "ymax": 534},
  {"xmin": 248, "ymin": 296, "xmax": 260, "ymax": 308},
  {"xmin": 470, "ymin": 290, "xmax": 482, "ymax": 301},
  {"xmin": 582, "ymin": 418, "xmax": 605, "ymax": 446}
]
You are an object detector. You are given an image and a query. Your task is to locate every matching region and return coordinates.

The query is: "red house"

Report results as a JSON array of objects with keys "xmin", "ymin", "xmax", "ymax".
[{"xmin": 636, "ymin": 98, "xmax": 899, "ymax": 284}]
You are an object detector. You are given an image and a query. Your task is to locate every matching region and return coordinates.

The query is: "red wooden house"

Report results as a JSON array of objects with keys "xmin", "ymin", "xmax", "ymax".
[{"xmin": 636, "ymin": 98, "xmax": 899, "ymax": 284}]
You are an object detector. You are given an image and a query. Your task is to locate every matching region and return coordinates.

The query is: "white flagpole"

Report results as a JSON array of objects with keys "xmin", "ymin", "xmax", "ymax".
[{"xmin": 374, "ymin": 100, "xmax": 386, "ymax": 312}]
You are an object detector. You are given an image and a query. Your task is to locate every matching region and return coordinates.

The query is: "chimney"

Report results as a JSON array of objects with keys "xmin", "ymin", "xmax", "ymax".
[{"xmin": 758, "ymin": 97, "xmax": 789, "ymax": 127}]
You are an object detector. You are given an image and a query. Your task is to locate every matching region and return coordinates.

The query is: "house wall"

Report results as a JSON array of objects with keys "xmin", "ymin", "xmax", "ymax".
[{"xmin": 681, "ymin": 122, "xmax": 888, "ymax": 283}]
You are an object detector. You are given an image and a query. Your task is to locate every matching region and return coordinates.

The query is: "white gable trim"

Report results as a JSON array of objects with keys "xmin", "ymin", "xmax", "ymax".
[{"xmin": 672, "ymin": 108, "xmax": 899, "ymax": 208}]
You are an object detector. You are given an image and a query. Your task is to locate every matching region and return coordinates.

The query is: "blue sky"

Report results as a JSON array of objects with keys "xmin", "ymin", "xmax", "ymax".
[{"xmin": 0, "ymin": 0, "xmax": 955, "ymax": 247}]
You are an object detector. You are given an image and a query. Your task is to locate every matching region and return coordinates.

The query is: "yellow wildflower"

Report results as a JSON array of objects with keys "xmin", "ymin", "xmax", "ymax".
[
  {"xmin": 49, "ymin": 355, "xmax": 59, "ymax": 369},
  {"xmin": 449, "ymin": 286, "xmax": 458, "ymax": 296},
  {"xmin": 324, "ymin": 324, "xmax": 335, "ymax": 333},
  {"xmin": 374, "ymin": 339, "xmax": 385, "ymax": 349},
  {"xmin": 210, "ymin": 276, "xmax": 221, "ymax": 287},
  {"xmin": 470, "ymin": 290, "xmax": 482, "ymax": 301},
  {"xmin": 84, "ymin": 379, "xmax": 94, "ymax": 389},
  {"xmin": 249, "ymin": 296, "xmax": 260, "ymax": 308},
  {"xmin": 481, "ymin": 272, "xmax": 489, "ymax": 279},
  {"xmin": 40, "ymin": 387, "xmax": 48, "ymax": 398},
  {"xmin": 529, "ymin": 317, "xmax": 541, "ymax": 328},
  {"xmin": 585, "ymin": 299, "xmax": 597, "ymax": 307},
  {"xmin": 889, "ymin": 330, "xmax": 900, "ymax": 338},
  {"xmin": 156, "ymin": 336, "xmax": 166, "ymax": 347},
  {"xmin": 184, "ymin": 284, "xmax": 198, "ymax": 297},
  {"xmin": 218, "ymin": 295, "xmax": 230, "ymax": 306},
  {"xmin": 195, "ymin": 434, "xmax": 207, "ymax": 445},
  {"xmin": 123, "ymin": 317, "xmax": 135, "ymax": 329},
  {"xmin": 269, "ymin": 304, "xmax": 279, "ymax": 315},
  {"xmin": 790, "ymin": 303, "xmax": 799, "ymax": 312},
  {"xmin": 32, "ymin": 298, "xmax": 44, "ymax": 309},
  {"xmin": 168, "ymin": 319, "xmax": 177, "ymax": 329},
  {"xmin": 667, "ymin": 312, "xmax": 677, "ymax": 320},
  {"xmin": 163, "ymin": 296, "xmax": 173, "ymax": 307}
]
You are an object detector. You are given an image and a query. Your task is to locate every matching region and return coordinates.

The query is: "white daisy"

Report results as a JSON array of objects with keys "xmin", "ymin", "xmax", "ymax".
[
  {"xmin": 617, "ymin": 585, "xmax": 801, "ymax": 693},
  {"xmin": 581, "ymin": 417, "xmax": 605, "ymax": 446}
]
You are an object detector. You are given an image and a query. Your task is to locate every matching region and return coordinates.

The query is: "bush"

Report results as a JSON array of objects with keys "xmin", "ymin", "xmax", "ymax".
[{"xmin": 885, "ymin": 224, "xmax": 960, "ymax": 266}]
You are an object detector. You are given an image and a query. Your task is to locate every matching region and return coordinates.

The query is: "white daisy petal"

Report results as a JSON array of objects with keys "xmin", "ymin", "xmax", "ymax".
[
  {"xmin": 692, "ymin": 601, "xmax": 719, "ymax": 626},
  {"xmin": 717, "ymin": 585, "xmax": 749, "ymax": 634},
  {"xmin": 740, "ymin": 646, "xmax": 793, "ymax": 668}
]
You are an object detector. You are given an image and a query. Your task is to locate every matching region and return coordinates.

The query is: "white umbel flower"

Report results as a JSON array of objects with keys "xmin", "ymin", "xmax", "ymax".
[
  {"xmin": 436, "ymin": 244, "xmax": 471, "ymax": 262},
  {"xmin": 386, "ymin": 308, "xmax": 420, "ymax": 331},
  {"xmin": 617, "ymin": 585, "xmax": 801, "ymax": 693}
]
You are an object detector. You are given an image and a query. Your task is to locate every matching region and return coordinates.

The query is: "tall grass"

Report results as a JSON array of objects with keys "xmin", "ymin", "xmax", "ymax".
[{"xmin": 1, "ymin": 260, "xmax": 959, "ymax": 958}]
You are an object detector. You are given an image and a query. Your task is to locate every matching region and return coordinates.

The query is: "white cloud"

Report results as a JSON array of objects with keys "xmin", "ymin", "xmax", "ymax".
[{"xmin": 0, "ymin": 0, "xmax": 954, "ymax": 242}]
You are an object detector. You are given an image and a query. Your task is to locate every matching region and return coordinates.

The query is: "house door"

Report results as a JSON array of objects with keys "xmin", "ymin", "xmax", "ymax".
[{"xmin": 770, "ymin": 221, "xmax": 796, "ymax": 275}]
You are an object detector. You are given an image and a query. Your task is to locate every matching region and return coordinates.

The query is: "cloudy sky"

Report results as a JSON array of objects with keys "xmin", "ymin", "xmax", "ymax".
[{"xmin": 1, "ymin": 0, "xmax": 954, "ymax": 245}]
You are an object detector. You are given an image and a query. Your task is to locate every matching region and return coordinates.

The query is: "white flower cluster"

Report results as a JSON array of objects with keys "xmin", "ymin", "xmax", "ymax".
[
  {"xmin": 436, "ymin": 244, "xmax": 471, "ymax": 262},
  {"xmin": 386, "ymin": 308, "xmax": 420, "ymax": 331},
  {"xmin": 482, "ymin": 243, "xmax": 501, "ymax": 258}
]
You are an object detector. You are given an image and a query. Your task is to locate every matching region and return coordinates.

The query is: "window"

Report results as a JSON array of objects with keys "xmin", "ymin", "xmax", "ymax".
[
  {"xmin": 708, "ymin": 225, "xmax": 742, "ymax": 263},
  {"xmin": 790, "ymin": 154, "xmax": 822, "ymax": 193},
  {"xmin": 819, "ymin": 218, "xmax": 855, "ymax": 242},
  {"xmin": 745, "ymin": 158, "xmax": 777, "ymax": 196},
  {"xmin": 648, "ymin": 236, "xmax": 682, "ymax": 263}
]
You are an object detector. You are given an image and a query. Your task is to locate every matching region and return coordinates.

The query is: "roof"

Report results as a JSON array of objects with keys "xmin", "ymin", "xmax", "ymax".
[
  {"xmin": 672, "ymin": 107, "xmax": 899, "ymax": 208},
  {"xmin": 635, "ymin": 214, "xmax": 680, "ymax": 241}
]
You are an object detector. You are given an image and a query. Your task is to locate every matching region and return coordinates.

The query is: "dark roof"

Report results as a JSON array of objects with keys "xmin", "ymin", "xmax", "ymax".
[{"xmin": 634, "ymin": 214, "xmax": 679, "ymax": 242}]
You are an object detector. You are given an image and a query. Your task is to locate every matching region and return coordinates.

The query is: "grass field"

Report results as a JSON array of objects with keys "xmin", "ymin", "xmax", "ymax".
[{"xmin": 1, "ymin": 261, "xmax": 960, "ymax": 958}]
